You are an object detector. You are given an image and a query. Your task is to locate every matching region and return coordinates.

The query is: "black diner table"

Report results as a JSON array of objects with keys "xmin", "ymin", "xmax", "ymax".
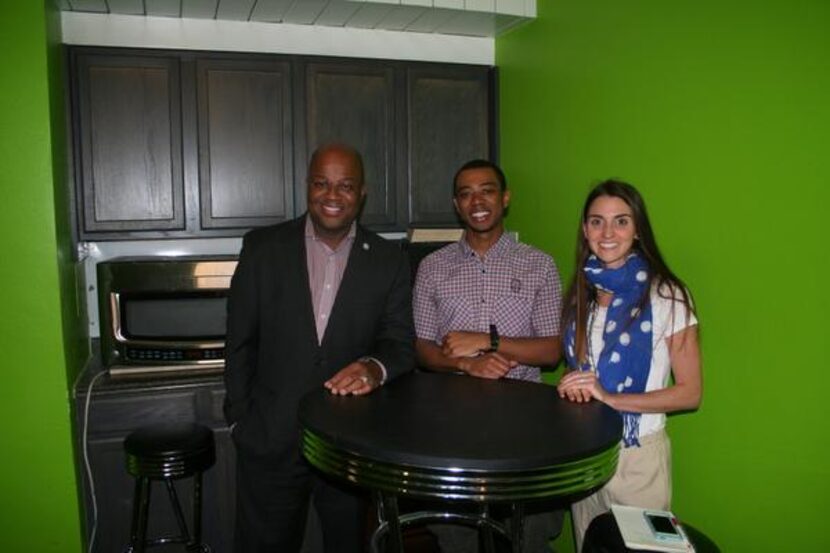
[{"xmin": 299, "ymin": 371, "xmax": 622, "ymax": 552}]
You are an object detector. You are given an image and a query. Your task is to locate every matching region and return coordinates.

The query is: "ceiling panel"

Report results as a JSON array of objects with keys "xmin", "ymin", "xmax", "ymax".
[
  {"xmin": 283, "ymin": 0, "xmax": 329, "ymax": 25},
  {"xmin": 107, "ymin": 0, "xmax": 144, "ymax": 15},
  {"xmin": 496, "ymin": 0, "xmax": 524, "ymax": 15},
  {"xmin": 58, "ymin": 0, "xmax": 534, "ymax": 37},
  {"xmin": 434, "ymin": 10, "xmax": 497, "ymax": 36},
  {"xmin": 216, "ymin": 0, "xmax": 256, "ymax": 20},
  {"xmin": 405, "ymin": 7, "xmax": 456, "ymax": 33},
  {"xmin": 315, "ymin": 1, "xmax": 363, "ymax": 26},
  {"xmin": 249, "ymin": 0, "xmax": 293, "ymax": 22},
  {"xmin": 376, "ymin": 5, "xmax": 427, "ymax": 31},
  {"xmin": 434, "ymin": 0, "xmax": 463, "ymax": 9},
  {"xmin": 466, "ymin": 0, "xmax": 495, "ymax": 12},
  {"xmin": 182, "ymin": 0, "xmax": 218, "ymax": 19},
  {"xmin": 347, "ymin": 3, "xmax": 395, "ymax": 29},
  {"xmin": 145, "ymin": 0, "xmax": 181, "ymax": 18},
  {"xmin": 68, "ymin": 0, "xmax": 108, "ymax": 13}
]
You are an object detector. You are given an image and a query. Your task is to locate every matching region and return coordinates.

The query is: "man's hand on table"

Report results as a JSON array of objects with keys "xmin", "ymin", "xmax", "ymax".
[
  {"xmin": 441, "ymin": 330, "xmax": 491, "ymax": 358},
  {"xmin": 456, "ymin": 353, "xmax": 517, "ymax": 379},
  {"xmin": 324, "ymin": 358, "xmax": 384, "ymax": 395}
]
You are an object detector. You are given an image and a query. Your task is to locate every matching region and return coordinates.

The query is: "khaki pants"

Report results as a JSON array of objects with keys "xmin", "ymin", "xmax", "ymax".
[{"xmin": 572, "ymin": 430, "xmax": 672, "ymax": 552}]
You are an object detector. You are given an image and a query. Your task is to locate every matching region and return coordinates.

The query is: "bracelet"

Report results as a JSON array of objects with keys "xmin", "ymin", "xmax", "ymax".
[{"xmin": 359, "ymin": 356, "xmax": 386, "ymax": 385}]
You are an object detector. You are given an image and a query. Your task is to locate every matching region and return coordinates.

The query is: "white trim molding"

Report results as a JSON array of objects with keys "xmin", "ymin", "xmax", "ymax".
[{"xmin": 61, "ymin": 12, "xmax": 495, "ymax": 65}]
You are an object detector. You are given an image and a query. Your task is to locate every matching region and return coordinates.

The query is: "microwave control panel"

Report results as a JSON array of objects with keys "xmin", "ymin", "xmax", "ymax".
[{"xmin": 125, "ymin": 347, "xmax": 225, "ymax": 363}]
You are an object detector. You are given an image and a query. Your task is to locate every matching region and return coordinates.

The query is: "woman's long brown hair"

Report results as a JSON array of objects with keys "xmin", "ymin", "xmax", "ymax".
[{"xmin": 562, "ymin": 179, "xmax": 695, "ymax": 368}]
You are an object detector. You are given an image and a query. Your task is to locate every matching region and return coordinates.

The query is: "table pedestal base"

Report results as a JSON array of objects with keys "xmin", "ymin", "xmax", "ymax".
[{"xmin": 371, "ymin": 493, "xmax": 526, "ymax": 553}]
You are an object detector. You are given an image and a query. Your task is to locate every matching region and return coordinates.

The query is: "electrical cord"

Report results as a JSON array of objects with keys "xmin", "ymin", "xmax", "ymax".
[{"xmin": 83, "ymin": 369, "xmax": 107, "ymax": 553}]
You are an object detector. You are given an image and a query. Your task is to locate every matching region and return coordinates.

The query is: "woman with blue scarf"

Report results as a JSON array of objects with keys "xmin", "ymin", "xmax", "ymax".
[{"xmin": 557, "ymin": 180, "xmax": 702, "ymax": 551}]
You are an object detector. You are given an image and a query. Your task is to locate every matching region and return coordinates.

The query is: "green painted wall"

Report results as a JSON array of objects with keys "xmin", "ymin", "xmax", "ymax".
[
  {"xmin": 498, "ymin": 0, "xmax": 828, "ymax": 551},
  {"xmin": 0, "ymin": 2, "xmax": 84, "ymax": 551},
  {"xmin": 47, "ymin": 0, "xmax": 90, "ymax": 388}
]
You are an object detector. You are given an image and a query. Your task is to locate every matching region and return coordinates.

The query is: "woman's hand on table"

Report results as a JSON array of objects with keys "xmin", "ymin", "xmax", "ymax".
[{"xmin": 557, "ymin": 370, "xmax": 608, "ymax": 404}]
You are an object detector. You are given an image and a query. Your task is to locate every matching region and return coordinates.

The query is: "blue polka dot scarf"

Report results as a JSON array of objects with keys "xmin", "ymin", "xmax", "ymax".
[{"xmin": 564, "ymin": 253, "xmax": 653, "ymax": 447}]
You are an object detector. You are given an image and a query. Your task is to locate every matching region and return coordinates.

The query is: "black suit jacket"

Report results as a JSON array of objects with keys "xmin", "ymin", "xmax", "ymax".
[{"xmin": 224, "ymin": 216, "xmax": 416, "ymax": 461}]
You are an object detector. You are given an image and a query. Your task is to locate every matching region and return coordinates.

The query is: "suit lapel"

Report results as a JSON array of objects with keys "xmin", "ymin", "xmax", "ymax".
[{"xmin": 283, "ymin": 217, "xmax": 320, "ymax": 350}]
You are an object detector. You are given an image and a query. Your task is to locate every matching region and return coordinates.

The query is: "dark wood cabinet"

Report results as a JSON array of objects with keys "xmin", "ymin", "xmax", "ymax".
[
  {"xmin": 301, "ymin": 60, "xmax": 399, "ymax": 229},
  {"xmin": 73, "ymin": 52, "xmax": 185, "ymax": 234},
  {"xmin": 68, "ymin": 47, "xmax": 496, "ymax": 239},
  {"xmin": 407, "ymin": 65, "xmax": 494, "ymax": 226},
  {"xmin": 196, "ymin": 57, "xmax": 294, "ymax": 229},
  {"xmin": 298, "ymin": 59, "xmax": 495, "ymax": 231}
]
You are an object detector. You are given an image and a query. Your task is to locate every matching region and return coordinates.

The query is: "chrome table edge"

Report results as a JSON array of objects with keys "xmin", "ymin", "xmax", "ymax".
[{"xmin": 301, "ymin": 428, "xmax": 619, "ymax": 502}]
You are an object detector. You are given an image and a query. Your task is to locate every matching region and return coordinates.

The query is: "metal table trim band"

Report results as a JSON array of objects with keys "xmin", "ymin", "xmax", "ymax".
[{"xmin": 302, "ymin": 429, "xmax": 620, "ymax": 502}]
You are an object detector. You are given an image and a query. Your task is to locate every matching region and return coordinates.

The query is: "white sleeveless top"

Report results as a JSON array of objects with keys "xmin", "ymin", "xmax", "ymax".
[{"xmin": 588, "ymin": 285, "xmax": 697, "ymax": 438}]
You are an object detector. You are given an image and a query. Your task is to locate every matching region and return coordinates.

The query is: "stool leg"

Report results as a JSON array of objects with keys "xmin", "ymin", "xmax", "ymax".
[
  {"xmin": 165, "ymin": 478, "xmax": 192, "ymax": 544},
  {"xmin": 370, "ymin": 491, "xmax": 386, "ymax": 553},
  {"xmin": 128, "ymin": 477, "xmax": 151, "ymax": 553},
  {"xmin": 380, "ymin": 493, "xmax": 404, "ymax": 553},
  {"xmin": 510, "ymin": 502, "xmax": 525, "ymax": 553},
  {"xmin": 479, "ymin": 503, "xmax": 496, "ymax": 553},
  {"xmin": 187, "ymin": 471, "xmax": 205, "ymax": 552}
]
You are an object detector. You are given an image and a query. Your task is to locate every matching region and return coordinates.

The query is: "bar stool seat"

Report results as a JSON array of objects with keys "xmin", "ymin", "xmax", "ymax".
[
  {"xmin": 124, "ymin": 422, "xmax": 216, "ymax": 553},
  {"xmin": 583, "ymin": 511, "xmax": 720, "ymax": 553}
]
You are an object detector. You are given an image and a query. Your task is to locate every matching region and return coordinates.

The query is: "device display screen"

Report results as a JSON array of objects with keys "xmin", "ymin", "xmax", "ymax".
[
  {"xmin": 122, "ymin": 292, "xmax": 227, "ymax": 339},
  {"xmin": 645, "ymin": 513, "xmax": 680, "ymax": 536}
]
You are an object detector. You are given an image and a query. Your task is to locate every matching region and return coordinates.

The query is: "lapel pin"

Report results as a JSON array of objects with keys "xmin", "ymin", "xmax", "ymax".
[{"xmin": 362, "ymin": 242, "xmax": 370, "ymax": 251}]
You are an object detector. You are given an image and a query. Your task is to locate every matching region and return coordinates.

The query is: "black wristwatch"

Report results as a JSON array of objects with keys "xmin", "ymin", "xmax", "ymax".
[{"xmin": 488, "ymin": 324, "xmax": 500, "ymax": 352}]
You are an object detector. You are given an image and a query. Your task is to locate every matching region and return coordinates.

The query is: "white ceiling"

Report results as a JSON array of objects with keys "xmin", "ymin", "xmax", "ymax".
[{"xmin": 56, "ymin": 0, "xmax": 536, "ymax": 37}]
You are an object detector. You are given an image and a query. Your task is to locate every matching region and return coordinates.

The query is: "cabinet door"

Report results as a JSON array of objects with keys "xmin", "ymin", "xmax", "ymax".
[
  {"xmin": 83, "ymin": 436, "xmax": 134, "ymax": 553},
  {"xmin": 204, "ymin": 426, "xmax": 236, "ymax": 552},
  {"xmin": 303, "ymin": 61, "xmax": 398, "ymax": 229},
  {"xmin": 406, "ymin": 65, "xmax": 494, "ymax": 227},
  {"xmin": 196, "ymin": 58, "xmax": 294, "ymax": 229},
  {"xmin": 74, "ymin": 53, "xmax": 185, "ymax": 234}
]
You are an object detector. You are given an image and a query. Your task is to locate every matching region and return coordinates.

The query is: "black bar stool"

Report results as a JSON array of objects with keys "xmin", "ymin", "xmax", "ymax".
[
  {"xmin": 124, "ymin": 422, "xmax": 216, "ymax": 553},
  {"xmin": 583, "ymin": 511, "xmax": 720, "ymax": 553}
]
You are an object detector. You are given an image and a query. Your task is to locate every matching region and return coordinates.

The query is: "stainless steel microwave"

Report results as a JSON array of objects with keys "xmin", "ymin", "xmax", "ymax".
[{"xmin": 97, "ymin": 256, "xmax": 237, "ymax": 377}]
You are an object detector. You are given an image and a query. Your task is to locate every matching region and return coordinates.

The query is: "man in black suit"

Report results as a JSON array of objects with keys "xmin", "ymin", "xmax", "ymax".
[{"xmin": 224, "ymin": 143, "xmax": 416, "ymax": 552}]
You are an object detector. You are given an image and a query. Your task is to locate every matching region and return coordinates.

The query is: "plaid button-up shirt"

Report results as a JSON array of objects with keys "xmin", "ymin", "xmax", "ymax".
[{"xmin": 413, "ymin": 232, "xmax": 563, "ymax": 382}]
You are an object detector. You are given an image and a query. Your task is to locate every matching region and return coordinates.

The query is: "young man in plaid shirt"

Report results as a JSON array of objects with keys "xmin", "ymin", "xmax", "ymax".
[{"xmin": 413, "ymin": 159, "xmax": 564, "ymax": 552}]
